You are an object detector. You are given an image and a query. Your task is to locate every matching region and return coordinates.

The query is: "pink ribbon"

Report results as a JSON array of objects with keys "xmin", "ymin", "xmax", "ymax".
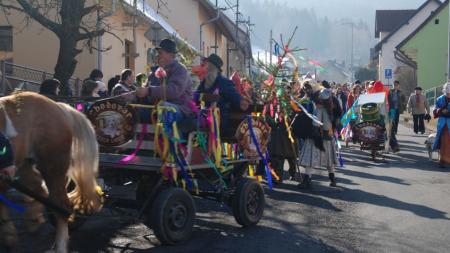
[
  {"xmin": 76, "ymin": 104, "xmax": 84, "ymax": 111},
  {"xmin": 119, "ymin": 124, "xmax": 148, "ymax": 164}
]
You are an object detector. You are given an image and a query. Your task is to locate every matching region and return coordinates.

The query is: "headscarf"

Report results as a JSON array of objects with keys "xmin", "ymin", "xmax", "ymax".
[{"xmin": 443, "ymin": 82, "xmax": 450, "ymax": 94}]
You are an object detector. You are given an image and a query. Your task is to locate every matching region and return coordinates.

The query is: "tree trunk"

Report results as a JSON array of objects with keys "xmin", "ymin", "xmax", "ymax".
[{"xmin": 53, "ymin": 36, "xmax": 81, "ymax": 96}]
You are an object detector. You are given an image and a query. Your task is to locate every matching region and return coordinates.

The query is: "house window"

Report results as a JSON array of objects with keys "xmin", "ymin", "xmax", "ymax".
[
  {"xmin": 0, "ymin": 26, "xmax": 13, "ymax": 52},
  {"xmin": 435, "ymin": 19, "xmax": 439, "ymax": 25},
  {"xmin": 125, "ymin": 40, "xmax": 135, "ymax": 70}
]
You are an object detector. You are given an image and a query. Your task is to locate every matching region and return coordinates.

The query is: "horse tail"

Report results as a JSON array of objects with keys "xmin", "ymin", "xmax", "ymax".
[{"xmin": 58, "ymin": 103, "xmax": 102, "ymax": 214}]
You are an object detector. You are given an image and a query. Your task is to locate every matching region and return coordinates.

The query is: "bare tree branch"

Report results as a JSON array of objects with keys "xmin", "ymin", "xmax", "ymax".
[
  {"xmin": 14, "ymin": 0, "xmax": 61, "ymax": 34},
  {"xmin": 82, "ymin": 4, "xmax": 102, "ymax": 17},
  {"xmin": 0, "ymin": 2, "xmax": 24, "ymax": 13},
  {"xmin": 78, "ymin": 26, "xmax": 105, "ymax": 41}
]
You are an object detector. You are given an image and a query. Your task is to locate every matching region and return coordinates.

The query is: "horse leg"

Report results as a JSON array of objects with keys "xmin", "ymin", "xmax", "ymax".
[
  {"xmin": 0, "ymin": 202, "xmax": 18, "ymax": 250},
  {"xmin": 16, "ymin": 159, "xmax": 47, "ymax": 233},
  {"xmin": 37, "ymin": 155, "xmax": 72, "ymax": 253}
]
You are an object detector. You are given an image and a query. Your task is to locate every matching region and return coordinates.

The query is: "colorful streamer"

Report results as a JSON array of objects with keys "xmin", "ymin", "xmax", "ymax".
[{"xmin": 246, "ymin": 116, "xmax": 273, "ymax": 189}]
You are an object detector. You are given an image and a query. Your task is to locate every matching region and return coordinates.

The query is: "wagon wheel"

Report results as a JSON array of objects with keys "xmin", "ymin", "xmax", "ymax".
[
  {"xmin": 150, "ymin": 188, "xmax": 196, "ymax": 245},
  {"xmin": 232, "ymin": 178, "xmax": 265, "ymax": 227}
]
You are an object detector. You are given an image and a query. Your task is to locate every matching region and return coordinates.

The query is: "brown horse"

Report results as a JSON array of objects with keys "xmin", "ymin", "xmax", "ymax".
[{"xmin": 0, "ymin": 92, "xmax": 102, "ymax": 253}]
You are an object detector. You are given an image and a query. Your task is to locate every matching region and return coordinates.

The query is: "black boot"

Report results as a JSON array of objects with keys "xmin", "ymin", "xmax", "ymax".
[
  {"xmin": 329, "ymin": 173, "xmax": 337, "ymax": 187},
  {"xmin": 297, "ymin": 175, "xmax": 311, "ymax": 189}
]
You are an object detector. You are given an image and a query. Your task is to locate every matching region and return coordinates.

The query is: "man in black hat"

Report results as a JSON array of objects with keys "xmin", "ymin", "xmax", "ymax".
[
  {"xmin": 136, "ymin": 38, "xmax": 194, "ymax": 123},
  {"xmin": 194, "ymin": 53, "xmax": 251, "ymax": 136}
]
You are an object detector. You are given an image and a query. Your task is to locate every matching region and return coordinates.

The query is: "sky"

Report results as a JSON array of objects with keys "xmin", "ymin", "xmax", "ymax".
[{"xmin": 263, "ymin": 0, "xmax": 431, "ymax": 28}]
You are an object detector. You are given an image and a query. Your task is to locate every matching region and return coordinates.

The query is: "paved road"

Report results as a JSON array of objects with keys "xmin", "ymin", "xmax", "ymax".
[{"xmin": 7, "ymin": 124, "xmax": 450, "ymax": 253}]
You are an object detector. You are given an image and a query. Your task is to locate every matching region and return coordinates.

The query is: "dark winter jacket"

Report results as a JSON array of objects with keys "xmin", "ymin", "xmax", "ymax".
[{"xmin": 195, "ymin": 74, "xmax": 242, "ymax": 136}]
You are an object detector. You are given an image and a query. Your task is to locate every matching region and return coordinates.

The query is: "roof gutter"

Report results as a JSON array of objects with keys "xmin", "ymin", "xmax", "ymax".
[
  {"xmin": 394, "ymin": 50, "xmax": 417, "ymax": 69},
  {"xmin": 200, "ymin": 9, "xmax": 221, "ymax": 56}
]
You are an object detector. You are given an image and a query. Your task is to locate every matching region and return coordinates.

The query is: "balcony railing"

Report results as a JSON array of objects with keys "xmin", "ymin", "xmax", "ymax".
[{"xmin": 0, "ymin": 60, "xmax": 81, "ymax": 96}]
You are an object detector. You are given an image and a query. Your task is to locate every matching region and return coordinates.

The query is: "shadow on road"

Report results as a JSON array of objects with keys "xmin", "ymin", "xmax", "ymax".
[
  {"xmin": 314, "ymin": 187, "xmax": 449, "ymax": 220},
  {"xmin": 339, "ymin": 169, "xmax": 410, "ymax": 186},
  {"xmin": 266, "ymin": 184, "xmax": 343, "ymax": 212}
]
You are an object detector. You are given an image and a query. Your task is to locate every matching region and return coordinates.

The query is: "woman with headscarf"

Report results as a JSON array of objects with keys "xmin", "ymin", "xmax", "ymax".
[
  {"xmin": 297, "ymin": 88, "xmax": 338, "ymax": 189},
  {"xmin": 433, "ymin": 83, "xmax": 450, "ymax": 168}
]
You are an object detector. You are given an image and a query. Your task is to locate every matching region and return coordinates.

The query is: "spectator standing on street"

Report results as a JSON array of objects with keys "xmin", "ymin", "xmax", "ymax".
[
  {"xmin": 81, "ymin": 80, "xmax": 100, "ymax": 97},
  {"xmin": 407, "ymin": 87, "xmax": 430, "ymax": 134},
  {"xmin": 347, "ymin": 84, "xmax": 361, "ymax": 110},
  {"xmin": 87, "ymin": 69, "xmax": 107, "ymax": 97},
  {"xmin": 39, "ymin": 79, "xmax": 61, "ymax": 97},
  {"xmin": 433, "ymin": 83, "xmax": 450, "ymax": 168},
  {"xmin": 112, "ymin": 69, "xmax": 136, "ymax": 102},
  {"xmin": 107, "ymin": 75, "xmax": 120, "ymax": 96},
  {"xmin": 388, "ymin": 80, "xmax": 406, "ymax": 135}
]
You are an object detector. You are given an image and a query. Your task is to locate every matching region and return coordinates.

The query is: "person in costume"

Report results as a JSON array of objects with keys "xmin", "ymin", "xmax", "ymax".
[
  {"xmin": 194, "ymin": 53, "xmax": 250, "ymax": 137},
  {"xmin": 267, "ymin": 82, "xmax": 298, "ymax": 183},
  {"xmin": 297, "ymin": 88, "xmax": 338, "ymax": 189},
  {"xmin": 433, "ymin": 82, "xmax": 450, "ymax": 168}
]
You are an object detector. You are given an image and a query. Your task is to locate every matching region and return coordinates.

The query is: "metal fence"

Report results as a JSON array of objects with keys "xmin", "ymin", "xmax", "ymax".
[
  {"xmin": 424, "ymin": 85, "xmax": 444, "ymax": 109},
  {"xmin": 0, "ymin": 61, "xmax": 82, "ymax": 96}
]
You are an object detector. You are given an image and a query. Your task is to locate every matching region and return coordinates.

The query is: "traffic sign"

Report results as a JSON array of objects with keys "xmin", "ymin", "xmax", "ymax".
[{"xmin": 384, "ymin": 69, "xmax": 393, "ymax": 79}]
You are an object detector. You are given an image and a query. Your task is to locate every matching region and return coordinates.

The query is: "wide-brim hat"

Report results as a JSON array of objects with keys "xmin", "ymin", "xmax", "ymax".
[
  {"xmin": 205, "ymin": 53, "xmax": 223, "ymax": 72},
  {"xmin": 156, "ymin": 38, "xmax": 178, "ymax": 54}
]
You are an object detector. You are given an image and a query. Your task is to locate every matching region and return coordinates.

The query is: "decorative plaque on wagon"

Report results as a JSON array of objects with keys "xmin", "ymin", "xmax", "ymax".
[
  {"xmin": 354, "ymin": 122, "xmax": 384, "ymax": 143},
  {"xmin": 235, "ymin": 118, "xmax": 271, "ymax": 159},
  {"xmin": 86, "ymin": 100, "xmax": 136, "ymax": 146}
]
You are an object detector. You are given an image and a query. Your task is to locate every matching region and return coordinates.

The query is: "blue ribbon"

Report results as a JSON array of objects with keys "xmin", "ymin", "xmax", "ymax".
[
  {"xmin": 274, "ymin": 43, "xmax": 281, "ymax": 57},
  {"xmin": 341, "ymin": 98, "xmax": 359, "ymax": 128},
  {"xmin": 246, "ymin": 116, "xmax": 273, "ymax": 189},
  {"xmin": 339, "ymin": 153, "xmax": 344, "ymax": 168},
  {"xmin": 161, "ymin": 110, "xmax": 192, "ymax": 189},
  {"xmin": 0, "ymin": 194, "xmax": 25, "ymax": 213}
]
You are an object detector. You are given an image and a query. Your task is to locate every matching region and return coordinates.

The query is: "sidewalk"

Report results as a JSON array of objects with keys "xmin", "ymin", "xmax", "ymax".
[{"xmin": 400, "ymin": 114, "xmax": 436, "ymax": 134}]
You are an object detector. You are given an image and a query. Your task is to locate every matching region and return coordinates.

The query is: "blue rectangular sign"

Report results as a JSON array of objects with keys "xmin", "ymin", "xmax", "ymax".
[{"xmin": 385, "ymin": 69, "xmax": 392, "ymax": 79}]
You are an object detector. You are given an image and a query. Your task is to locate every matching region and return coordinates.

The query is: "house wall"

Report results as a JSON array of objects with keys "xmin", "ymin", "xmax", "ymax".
[
  {"xmin": 400, "ymin": 3, "xmax": 449, "ymax": 90},
  {"xmin": 378, "ymin": 1, "xmax": 440, "ymax": 86},
  {"xmin": 0, "ymin": 0, "xmax": 156, "ymax": 89},
  {"xmin": 98, "ymin": 2, "xmax": 154, "ymax": 82},
  {"xmin": 146, "ymin": 0, "xmax": 233, "ymax": 74},
  {"xmin": 0, "ymin": 2, "xmax": 96, "ymax": 80}
]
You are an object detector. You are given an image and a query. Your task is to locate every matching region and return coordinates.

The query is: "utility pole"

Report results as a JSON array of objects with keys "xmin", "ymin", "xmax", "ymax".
[
  {"xmin": 246, "ymin": 16, "xmax": 254, "ymax": 79},
  {"xmin": 447, "ymin": 3, "xmax": 450, "ymax": 82},
  {"xmin": 214, "ymin": 0, "xmax": 218, "ymax": 54},
  {"xmin": 269, "ymin": 29, "xmax": 273, "ymax": 65},
  {"xmin": 351, "ymin": 23, "xmax": 354, "ymax": 82},
  {"xmin": 235, "ymin": 0, "xmax": 239, "ymax": 42}
]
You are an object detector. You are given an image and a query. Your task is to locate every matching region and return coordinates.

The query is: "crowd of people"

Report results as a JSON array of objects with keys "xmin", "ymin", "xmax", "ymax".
[{"xmin": 33, "ymin": 38, "xmax": 449, "ymax": 183}]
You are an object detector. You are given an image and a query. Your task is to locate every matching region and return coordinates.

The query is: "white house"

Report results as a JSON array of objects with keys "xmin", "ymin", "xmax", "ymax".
[{"xmin": 374, "ymin": 0, "xmax": 441, "ymax": 86}]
